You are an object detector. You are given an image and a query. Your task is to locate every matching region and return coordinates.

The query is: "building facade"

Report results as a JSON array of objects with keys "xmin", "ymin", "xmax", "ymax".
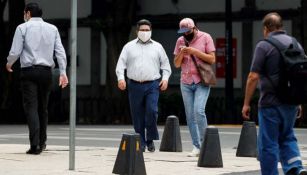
[{"xmin": 2, "ymin": 0, "xmax": 307, "ymax": 125}]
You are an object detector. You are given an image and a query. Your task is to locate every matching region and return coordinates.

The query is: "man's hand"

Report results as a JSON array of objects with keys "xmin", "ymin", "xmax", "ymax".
[
  {"xmin": 297, "ymin": 105, "xmax": 303, "ymax": 119},
  {"xmin": 159, "ymin": 80, "xmax": 168, "ymax": 91},
  {"xmin": 6, "ymin": 63, "xmax": 13, "ymax": 72},
  {"xmin": 118, "ymin": 80, "xmax": 126, "ymax": 90},
  {"xmin": 242, "ymin": 105, "xmax": 251, "ymax": 120},
  {"xmin": 180, "ymin": 47, "xmax": 196, "ymax": 55},
  {"xmin": 59, "ymin": 74, "xmax": 69, "ymax": 88}
]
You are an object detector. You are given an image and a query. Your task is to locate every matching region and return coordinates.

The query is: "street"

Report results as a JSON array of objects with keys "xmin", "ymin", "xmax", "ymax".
[{"xmin": 0, "ymin": 125, "xmax": 306, "ymax": 174}]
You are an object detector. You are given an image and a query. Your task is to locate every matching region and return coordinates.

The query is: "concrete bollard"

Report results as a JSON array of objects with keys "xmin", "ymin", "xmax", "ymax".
[
  {"xmin": 198, "ymin": 126, "xmax": 223, "ymax": 168},
  {"xmin": 236, "ymin": 121, "xmax": 257, "ymax": 157},
  {"xmin": 159, "ymin": 115, "xmax": 182, "ymax": 152},
  {"xmin": 112, "ymin": 133, "xmax": 146, "ymax": 175}
]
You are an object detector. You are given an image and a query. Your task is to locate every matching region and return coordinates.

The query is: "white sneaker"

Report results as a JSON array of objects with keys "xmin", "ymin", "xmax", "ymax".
[{"xmin": 187, "ymin": 146, "xmax": 200, "ymax": 157}]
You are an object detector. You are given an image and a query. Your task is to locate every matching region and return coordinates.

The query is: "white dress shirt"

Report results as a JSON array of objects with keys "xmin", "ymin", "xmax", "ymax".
[
  {"xmin": 116, "ymin": 39, "xmax": 172, "ymax": 82},
  {"xmin": 7, "ymin": 18, "xmax": 67, "ymax": 75}
]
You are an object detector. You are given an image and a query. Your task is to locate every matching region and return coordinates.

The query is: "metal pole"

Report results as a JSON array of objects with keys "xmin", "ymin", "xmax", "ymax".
[
  {"xmin": 69, "ymin": 0, "xmax": 77, "ymax": 170},
  {"xmin": 225, "ymin": 0, "xmax": 234, "ymax": 121}
]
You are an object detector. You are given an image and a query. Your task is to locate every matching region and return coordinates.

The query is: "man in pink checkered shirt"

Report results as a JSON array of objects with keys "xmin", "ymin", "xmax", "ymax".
[{"xmin": 173, "ymin": 17, "xmax": 216, "ymax": 157}]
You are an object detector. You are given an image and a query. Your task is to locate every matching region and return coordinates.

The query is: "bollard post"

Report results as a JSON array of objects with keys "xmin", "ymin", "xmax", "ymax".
[
  {"xmin": 159, "ymin": 115, "xmax": 182, "ymax": 152},
  {"xmin": 112, "ymin": 133, "xmax": 146, "ymax": 175},
  {"xmin": 236, "ymin": 121, "xmax": 257, "ymax": 157},
  {"xmin": 198, "ymin": 126, "xmax": 223, "ymax": 168}
]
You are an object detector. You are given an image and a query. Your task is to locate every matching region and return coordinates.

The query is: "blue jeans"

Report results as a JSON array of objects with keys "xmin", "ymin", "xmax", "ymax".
[
  {"xmin": 258, "ymin": 105, "xmax": 303, "ymax": 175},
  {"xmin": 180, "ymin": 82, "xmax": 210, "ymax": 149},
  {"xmin": 127, "ymin": 80, "xmax": 160, "ymax": 148}
]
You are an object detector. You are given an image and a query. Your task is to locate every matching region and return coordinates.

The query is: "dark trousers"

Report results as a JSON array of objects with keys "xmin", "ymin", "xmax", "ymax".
[
  {"xmin": 127, "ymin": 79, "xmax": 160, "ymax": 147},
  {"xmin": 20, "ymin": 66, "xmax": 52, "ymax": 147}
]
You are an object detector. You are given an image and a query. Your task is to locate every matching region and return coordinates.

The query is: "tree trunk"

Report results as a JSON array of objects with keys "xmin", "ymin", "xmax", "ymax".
[{"xmin": 101, "ymin": 0, "xmax": 137, "ymax": 123}]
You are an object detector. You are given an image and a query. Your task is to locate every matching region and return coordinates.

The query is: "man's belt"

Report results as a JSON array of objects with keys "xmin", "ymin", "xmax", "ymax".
[
  {"xmin": 130, "ymin": 79, "xmax": 155, "ymax": 84},
  {"xmin": 21, "ymin": 65, "xmax": 51, "ymax": 71}
]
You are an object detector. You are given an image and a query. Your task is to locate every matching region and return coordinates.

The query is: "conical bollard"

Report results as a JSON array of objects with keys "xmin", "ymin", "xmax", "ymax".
[
  {"xmin": 112, "ymin": 133, "xmax": 146, "ymax": 175},
  {"xmin": 236, "ymin": 121, "xmax": 257, "ymax": 157},
  {"xmin": 159, "ymin": 115, "xmax": 182, "ymax": 152},
  {"xmin": 198, "ymin": 126, "xmax": 223, "ymax": 167}
]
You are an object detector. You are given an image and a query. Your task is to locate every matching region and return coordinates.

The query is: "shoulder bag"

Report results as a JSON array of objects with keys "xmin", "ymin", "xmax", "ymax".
[{"xmin": 185, "ymin": 40, "xmax": 216, "ymax": 86}]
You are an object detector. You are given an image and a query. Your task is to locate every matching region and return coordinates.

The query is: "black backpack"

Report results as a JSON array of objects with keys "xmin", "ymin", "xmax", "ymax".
[{"xmin": 264, "ymin": 36, "xmax": 307, "ymax": 105}]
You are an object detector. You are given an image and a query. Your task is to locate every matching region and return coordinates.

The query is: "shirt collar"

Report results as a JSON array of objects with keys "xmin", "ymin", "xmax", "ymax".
[
  {"xmin": 136, "ymin": 38, "xmax": 153, "ymax": 44},
  {"xmin": 29, "ymin": 17, "xmax": 43, "ymax": 22}
]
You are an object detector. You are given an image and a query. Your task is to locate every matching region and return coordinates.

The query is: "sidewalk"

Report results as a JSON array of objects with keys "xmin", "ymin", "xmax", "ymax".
[{"xmin": 0, "ymin": 144, "xmax": 269, "ymax": 175}]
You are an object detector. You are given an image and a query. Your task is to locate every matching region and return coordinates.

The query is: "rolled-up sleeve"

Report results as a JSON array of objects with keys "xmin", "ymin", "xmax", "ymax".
[
  {"xmin": 205, "ymin": 34, "xmax": 216, "ymax": 53},
  {"xmin": 7, "ymin": 26, "xmax": 24, "ymax": 65}
]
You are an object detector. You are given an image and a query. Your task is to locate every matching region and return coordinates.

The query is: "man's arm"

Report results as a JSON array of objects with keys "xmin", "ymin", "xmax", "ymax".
[
  {"xmin": 185, "ymin": 47, "xmax": 215, "ymax": 65},
  {"xmin": 6, "ymin": 26, "xmax": 24, "ymax": 72},
  {"xmin": 242, "ymin": 72, "xmax": 259, "ymax": 120},
  {"xmin": 54, "ymin": 29, "xmax": 69, "ymax": 88},
  {"xmin": 159, "ymin": 45, "xmax": 171, "ymax": 91},
  {"xmin": 174, "ymin": 47, "xmax": 185, "ymax": 68},
  {"xmin": 115, "ymin": 46, "xmax": 128, "ymax": 90},
  {"xmin": 159, "ymin": 45, "xmax": 171, "ymax": 81},
  {"xmin": 54, "ymin": 30, "xmax": 67, "ymax": 76}
]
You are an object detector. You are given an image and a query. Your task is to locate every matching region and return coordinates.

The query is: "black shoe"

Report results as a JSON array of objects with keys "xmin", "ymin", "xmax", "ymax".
[
  {"xmin": 26, "ymin": 146, "xmax": 41, "ymax": 155},
  {"xmin": 298, "ymin": 169, "xmax": 307, "ymax": 175},
  {"xmin": 147, "ymin": 141, "xmax": 155, "ymax": 152},
  {"xmin": 40, "ymin": 144, "xmax": 46, "ymax": 151},
  {"xmin": 286, "ymin": 168, "xmax": 307, "ymax": 175},
  {"xmin": 142, "ymin": 146, "xmax": 146, "ymax": 152}
]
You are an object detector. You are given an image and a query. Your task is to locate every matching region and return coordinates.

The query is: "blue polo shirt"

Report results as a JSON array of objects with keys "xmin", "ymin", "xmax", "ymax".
[{"xmin": 250, "ymin": 31, "xmax": 304, "ymax": 107}]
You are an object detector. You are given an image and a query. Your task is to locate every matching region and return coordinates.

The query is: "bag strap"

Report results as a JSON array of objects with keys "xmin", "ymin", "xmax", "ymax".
[
  {"xmin": 264, "ymin": 36, "xmax": 287, "ymax": 52},
  {"xmin": 263, "ymin": 36, "xmax": 286, "ymax": 93},
  {"xmin": 184, "ymin": 40, "xmax": 200, "ymax": 71}
]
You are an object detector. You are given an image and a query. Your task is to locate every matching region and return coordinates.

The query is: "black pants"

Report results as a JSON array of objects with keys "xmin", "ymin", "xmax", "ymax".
[{"xmin": 20, "ymin": 66, "xmax": 52, "ymax": 147}]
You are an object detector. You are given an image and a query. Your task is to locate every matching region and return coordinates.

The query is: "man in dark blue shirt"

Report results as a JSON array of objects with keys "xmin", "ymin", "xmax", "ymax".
[{"xmin": 242, "ymin": 12, "xmax": 306, "ymax": 175}]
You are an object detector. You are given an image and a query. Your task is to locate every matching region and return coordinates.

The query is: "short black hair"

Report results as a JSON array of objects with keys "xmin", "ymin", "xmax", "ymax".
[
  {"xmin": 262, "ymin": 12, "xmax": 283, "ymax": 32},
  {"xmin": 136, "ymin": 19, "xmax": 152, "ymax": 30},
  {"xmin": 24, "ymin": 2, "xmax": 43, "ymax": 17}
]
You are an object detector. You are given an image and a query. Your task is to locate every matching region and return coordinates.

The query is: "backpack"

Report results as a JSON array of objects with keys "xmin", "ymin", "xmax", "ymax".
[{"xmin": 264, "ymin": 36, "xmax": 307, "ymax": 105}]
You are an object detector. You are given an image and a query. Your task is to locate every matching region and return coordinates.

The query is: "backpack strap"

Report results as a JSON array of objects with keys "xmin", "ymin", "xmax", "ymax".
[
  {"xmin": 265, "ymin": 36, "xmax": 301, "ymax": 53},
  {"xmin": 264, "ymin": 36, "xmax": 287, "ymax": 52},
  {"xmin": 263, "ymin": 36, "xmax": 285, "ymax": 93}
]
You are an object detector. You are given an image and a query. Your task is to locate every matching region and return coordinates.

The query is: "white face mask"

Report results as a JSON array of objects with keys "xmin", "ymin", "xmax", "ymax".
[{"xmin": 138, "ymin": 31, "xmax": 152, "ymax": 43}]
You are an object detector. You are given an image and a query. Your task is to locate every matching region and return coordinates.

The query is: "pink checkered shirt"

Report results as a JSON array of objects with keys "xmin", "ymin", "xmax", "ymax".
[{"xmin": 173, "ymin": 31, "xmax": 216, "ymax": 84}]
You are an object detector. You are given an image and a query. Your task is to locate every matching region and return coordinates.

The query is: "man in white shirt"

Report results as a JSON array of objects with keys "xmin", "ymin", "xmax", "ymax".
[
  {"xmin": 116, "ymin": 19, "xmax": 171, "ymax": 152},
  {"xmin": 6, "ymin": 2, "xmax": 68, "ymax": 154}
]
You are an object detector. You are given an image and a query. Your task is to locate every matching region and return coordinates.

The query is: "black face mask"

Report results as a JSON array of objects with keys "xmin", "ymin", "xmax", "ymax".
[{"xmin": 184, "ymin": 32, "xmax": 194, "ymax": 42}]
